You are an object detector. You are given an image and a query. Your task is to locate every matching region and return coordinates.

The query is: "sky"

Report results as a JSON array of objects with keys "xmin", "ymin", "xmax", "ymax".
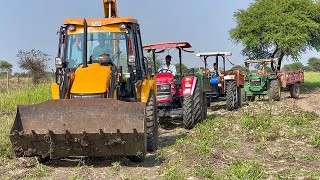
[{"xmin": 0, "ymin": 0, "xmax": 319, "ymax": 73}]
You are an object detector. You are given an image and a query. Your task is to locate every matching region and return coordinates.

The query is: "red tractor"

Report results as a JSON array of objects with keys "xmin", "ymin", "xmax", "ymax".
[{"xmin": 143, "ymin": 42, "xmax": 207, "ymax": 129}]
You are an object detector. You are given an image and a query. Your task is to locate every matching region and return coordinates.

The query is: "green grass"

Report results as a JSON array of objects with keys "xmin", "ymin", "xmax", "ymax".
[
  {"xmin": 221, "ymin": 160, "xmax": 265, "ymax": 180},
  {"xmin": 0, "ymin": 83, "xmax": 51, "ymax": 157},
  {"xmin": 193, "ymin": 165, "xmax": 215, "ymax": 179},
  {"xmin": 21, "ymin": 161, "xmax": 52, "ymax": 180},
  {"xmin": 159, "ymin": 99, "xmax": 320, "ymax": 179},
  {"xmin": 160, "ymin": 162, "xmax": 186, "ymax": 180},
  {"xmin": 0, "ymin": 83, "xmax": 51, "ymax": 113},
  {"xmin": 301, "ymin": 72, "xmax": 320, "ymax": 92}
]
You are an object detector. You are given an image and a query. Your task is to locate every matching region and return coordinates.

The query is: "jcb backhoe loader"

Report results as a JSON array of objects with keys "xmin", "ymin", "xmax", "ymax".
[{"xmin": 9, "ymin": 0, "xmax": 158, "ymax": 163}]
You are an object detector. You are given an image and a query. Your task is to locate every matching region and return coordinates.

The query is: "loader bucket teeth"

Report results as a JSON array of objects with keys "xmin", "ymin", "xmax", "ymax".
[{"xmin": 9, "ymin": 98, "xmax": 147, "ymax": 158}]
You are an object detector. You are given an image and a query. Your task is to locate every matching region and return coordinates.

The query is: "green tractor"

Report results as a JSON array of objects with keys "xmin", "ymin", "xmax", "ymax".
[
  {"xmin": 244, "ymin": 58, "xmax": 304, "ymax": 101},
  {"xmin": 244, "ymin": 59, "xmax": 281, "ymax": 101}
]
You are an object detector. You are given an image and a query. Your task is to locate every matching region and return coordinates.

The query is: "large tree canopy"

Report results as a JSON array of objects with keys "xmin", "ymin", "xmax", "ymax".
[{"xmin": 229, "ymin": 0, "xmax": 320, "ymax": 70}]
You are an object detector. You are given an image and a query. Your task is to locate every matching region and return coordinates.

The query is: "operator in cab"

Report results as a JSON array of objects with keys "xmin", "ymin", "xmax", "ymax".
[
  {"xmin": 211, "ymin": 63, "xmax": 222, "ymax": 77},
  {"xmin": 158, "ymin": 55, "xmax": 177, "ymax": 76},
  {"xmin": 257, "ymin": 65, "xmax": 266, "ymax": 75},
  {"xmin": 92, "ymin": 33, "xmax": 112, "ymax": 60}
]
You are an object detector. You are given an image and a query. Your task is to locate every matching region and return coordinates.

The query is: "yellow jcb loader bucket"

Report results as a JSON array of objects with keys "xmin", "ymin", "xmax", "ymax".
[{"xmin": 9, "ymin": 98, "xmax": 146, "ymax": 159}]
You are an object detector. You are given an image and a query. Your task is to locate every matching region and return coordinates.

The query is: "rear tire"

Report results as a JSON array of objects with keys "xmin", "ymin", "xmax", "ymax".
[
  {"xmin": 183, "ymin": 80, "xmax": 202, "ymax": 129},
  {"xmin": 289, "ymin": 84, "xmax": 300, "ymax": 99},
  {"xmin": 226, "ymin": 81, "xmax": 238, "ymax": 111},
  {"xmin": 146, "ymin": 91, "xmax": 158, "ymax": 152},
  {"xmin": 269, "ymin": 79, "xmax": 281, "ymax": 101}
]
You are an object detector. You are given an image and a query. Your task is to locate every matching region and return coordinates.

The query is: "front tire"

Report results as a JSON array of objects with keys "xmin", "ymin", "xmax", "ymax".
[
  {"xmin": 183, "ymin": 80, "xmax": 202, "ymax": 129},
  {"xmin": 145, "ymin": 91, "xmax": 158, "ymax": 152},
  {"xmin": 289, "ymin": 84, "xmax": 300, "ymax": 99},
  {"xmin": 226, "ymin": 81, "xmax": 238, "ymax": 111}
]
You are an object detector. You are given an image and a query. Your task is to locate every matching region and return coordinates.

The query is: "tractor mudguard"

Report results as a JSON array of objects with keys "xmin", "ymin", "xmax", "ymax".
[{"xmin": 181, "ymin": 76, "xmax": 198, "ymax": 96}]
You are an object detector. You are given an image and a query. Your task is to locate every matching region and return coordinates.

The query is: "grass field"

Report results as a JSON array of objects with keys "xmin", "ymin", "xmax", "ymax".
[
  {"xmin": 0, "ymin": 72, "xmax": 319, "ymax": 179},
  {"xmin": 0, "ymin": 83, "xmax": 51, "ymax": 158},
  {"xmin": 301, "ymin": 71, "xmax": 320, "ymax": 92}
]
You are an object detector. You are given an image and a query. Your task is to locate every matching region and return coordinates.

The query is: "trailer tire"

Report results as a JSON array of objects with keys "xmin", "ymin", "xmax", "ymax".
[
  {"xmin": 269, "ymin": 79, "xmax": 281, "ymax": 101},
  {"xmin": 289, "ymin": 84, "xmax": 300, "ymax": 99},
  {"xmin": 226, "ymin": 81, "xmax": 238, "ymax": 111},
  {"xmin": 145, "ymin": 91, "xmax": 158, "ymax": 152},
  {"xmin": 183, "ymin": 80, "xmax": 202, "ymax": 129}
]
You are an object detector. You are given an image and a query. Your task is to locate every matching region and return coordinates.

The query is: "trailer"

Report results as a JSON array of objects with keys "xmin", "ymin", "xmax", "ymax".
[{"xmin": 278, "ymin": 69, "xmax": 304, "ymax": 98}]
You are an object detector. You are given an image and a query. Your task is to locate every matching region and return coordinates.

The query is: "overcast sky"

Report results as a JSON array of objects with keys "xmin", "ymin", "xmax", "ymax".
[{"xmin": 0, "ymin": 0, "xmax": 319, "ymax": 72}]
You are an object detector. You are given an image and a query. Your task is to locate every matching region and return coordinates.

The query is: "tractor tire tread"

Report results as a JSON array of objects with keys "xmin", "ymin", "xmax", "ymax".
[
  {"xmin": 183, "ymin": 80, "xmax": 202, "ymax": 129},
  {"xmin": 145, "ymin": 91, "xmax": 158, "ymax": 152},
  {"xmin": 226, "ymin": 81, "xmax": 238, "ymax": 111},
  {"xmin": 269, "ymin": 79, "xmax": 281, "ymax": 101}
]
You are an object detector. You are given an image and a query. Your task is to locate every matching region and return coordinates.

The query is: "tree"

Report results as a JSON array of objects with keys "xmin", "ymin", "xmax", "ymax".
[
  {"xmin": 17, "ymin": 49, "xmax": 50, "ymax": 84},
  {"xmin": 283, "ymin": 62, "xmax": 304, "ymax": 70},
  {"xmin": 229, "ymin": 0, "xmax": 320, "ymax": 70},
  {"xmin": 308, "ymin": 57, "xmax": 320, "ymax": 71},
  {"xmin": 175, "ymin": 63, "xmax": 189, "ymax": 75},
  {"xmin": 303, "ymin": 66, "xmax": 314, "ymax": 72},
  {"xmin": 0, "ymin": 60, "xmax": 13, "ymax": 73}
]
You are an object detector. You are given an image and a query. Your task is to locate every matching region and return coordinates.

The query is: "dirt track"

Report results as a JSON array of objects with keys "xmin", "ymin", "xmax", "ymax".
[
  {"xmin": 49, "ymin": 91, "xmax": 320, "ymax": 179},
  {"xmin": 296, "ymin": 91, "xmax": 320, "ymax": 116},
  {"xmin": 2, "ymin": 89, "xmax": 319, "ymax": 179}
]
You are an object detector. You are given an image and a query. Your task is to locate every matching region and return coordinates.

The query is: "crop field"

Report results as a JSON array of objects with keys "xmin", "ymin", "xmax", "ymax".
[{"xmin": 0, "ymin": 72, "xmax": 319, "ymax": 179}]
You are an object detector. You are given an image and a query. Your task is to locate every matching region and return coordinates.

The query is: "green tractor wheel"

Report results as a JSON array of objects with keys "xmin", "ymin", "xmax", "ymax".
[
  {"xmin": 237, "ymin": 87, "xmax": 246, "ymax": 107},
  {"xmin": 269, "ymin": 79, "xmax": 281, "ymax": 101}
]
